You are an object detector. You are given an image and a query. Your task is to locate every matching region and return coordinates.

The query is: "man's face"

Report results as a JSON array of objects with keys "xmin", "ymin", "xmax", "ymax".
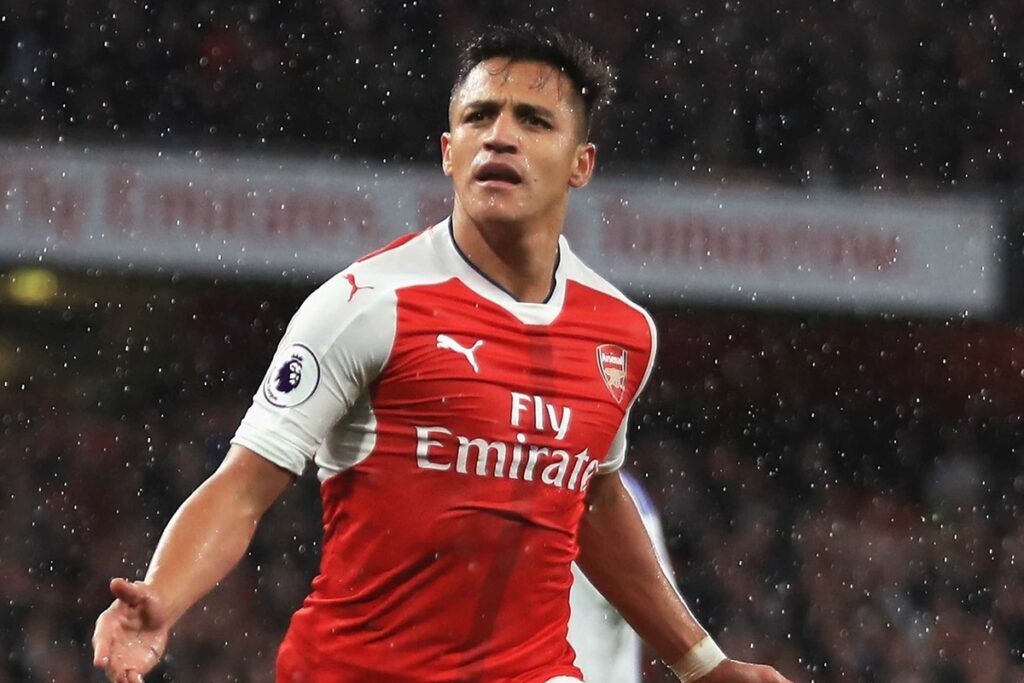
[{"xmin": 442, "ymin": 58, "xmax": 596, "ymax": 226}]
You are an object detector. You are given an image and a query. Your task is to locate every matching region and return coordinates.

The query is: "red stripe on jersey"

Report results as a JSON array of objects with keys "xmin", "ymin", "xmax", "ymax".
[{"xmin": 355, "ymin": 230, "xmax": 423, "ymax": 263}]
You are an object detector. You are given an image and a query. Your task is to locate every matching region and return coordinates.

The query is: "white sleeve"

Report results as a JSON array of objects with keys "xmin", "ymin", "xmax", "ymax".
[
  {"xmin": 599, "ymin": 417, "xmax": 631, "ymax": 474},
  {"xmin": 231, "ymin": 269, "xmax": 395, "ymax": 475}
]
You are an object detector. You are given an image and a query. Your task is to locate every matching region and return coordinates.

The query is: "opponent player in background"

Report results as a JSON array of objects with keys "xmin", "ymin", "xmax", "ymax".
[
  {"xmin": 92, "ymin": 24, "xmax": 793, "ymax": 683},
  {"xmin": 568, "ymin": 471, "xmax": 673, "ymax": 683}
]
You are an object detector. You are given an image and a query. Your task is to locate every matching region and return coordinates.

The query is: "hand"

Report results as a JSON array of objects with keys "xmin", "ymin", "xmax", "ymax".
[
  {"xmin": 92, "ymin": 578, "xmax": 171, "ymax": 683},
  {"xmin": 698, "ymin": 658, "xmax": 794, "ymax": 683}
]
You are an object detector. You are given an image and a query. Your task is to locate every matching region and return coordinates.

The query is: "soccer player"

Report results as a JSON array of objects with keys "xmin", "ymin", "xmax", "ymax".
[
  {"xmin": 567, "ymin": 471, "xmax": 672, "ymax": 683},
  {"xmin": 92, "ymin": 24, "xmax": 793, "ymax": 683}
]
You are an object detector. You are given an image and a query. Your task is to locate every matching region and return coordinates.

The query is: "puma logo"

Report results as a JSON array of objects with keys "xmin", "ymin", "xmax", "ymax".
[
  {"xmin": 344, "ymin": 273, "xmax": 374, "ymax": 302},
  {"xmin": 436, "ymin": 334, "xmax": 484, "ymax": 374}
]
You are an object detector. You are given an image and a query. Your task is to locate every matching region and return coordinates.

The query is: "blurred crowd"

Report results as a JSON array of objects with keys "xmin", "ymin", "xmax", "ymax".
[
  {"xmin": 631, "ymin": 391, "xmax": 1024, "ymax": 682},
  {"xmin": 2, "ymin": 1, "xmax": 1023, "ymax": 681},
  {"xmin": 0, "ymin": 0, "xmax": 1022, "ymax": 188},
  {"xmin": 1, "ymin": 283, "xmax": 1022, "ymax": 682}
]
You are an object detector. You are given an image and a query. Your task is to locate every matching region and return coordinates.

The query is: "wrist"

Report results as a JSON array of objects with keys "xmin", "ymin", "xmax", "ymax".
[{"xmin": 670, "ymin": 635, "xmax": 726, "ymax": 682}]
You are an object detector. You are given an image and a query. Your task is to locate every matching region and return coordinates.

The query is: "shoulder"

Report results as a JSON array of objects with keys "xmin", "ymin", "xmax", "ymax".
[
  {"xmin": 560, "ymin": 240, "xmax": 657, "ymax": 349},
  {"xmin": 282, "ymin": 224, "xmax": 453, "ymax": 351},
  {"xmin": 309, "ymin": 222, "xmax": 453, "ymax": 311}
]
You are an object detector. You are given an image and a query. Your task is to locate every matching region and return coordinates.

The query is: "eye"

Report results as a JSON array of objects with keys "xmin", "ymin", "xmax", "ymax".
[
  {"xmin": 465, "ymin": 110, "xmax": 488, "ymax": 123},
  {"xmin": 527, "ymin": 115, "xmax": 552, "ymax": 129}
]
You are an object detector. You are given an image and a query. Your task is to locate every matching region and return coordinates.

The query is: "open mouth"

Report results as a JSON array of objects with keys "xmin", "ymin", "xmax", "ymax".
[{"xmin": 474, "ymin": 161, "xmax": 523, "ymax": 186}]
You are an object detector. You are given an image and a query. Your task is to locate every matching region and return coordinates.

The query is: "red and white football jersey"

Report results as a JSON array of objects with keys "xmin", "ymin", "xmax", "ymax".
[{"xmin": 232, "ymin": 219, "xmax": 657, "ymax": 683}]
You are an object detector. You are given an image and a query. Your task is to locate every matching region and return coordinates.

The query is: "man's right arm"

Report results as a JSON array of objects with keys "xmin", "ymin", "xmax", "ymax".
[
  {"xmin": 92, "ymin": 267, "xmax": 389, "ymax": 682},
  {"xmin": 92, "ymin": 445, "xmax": 293, "ymax": 683}
]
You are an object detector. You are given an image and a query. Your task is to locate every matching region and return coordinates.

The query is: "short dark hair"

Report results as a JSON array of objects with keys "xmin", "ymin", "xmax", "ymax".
[{"xmin": 450, "ymin": 24, "xmax": 615, "ymax": 138}]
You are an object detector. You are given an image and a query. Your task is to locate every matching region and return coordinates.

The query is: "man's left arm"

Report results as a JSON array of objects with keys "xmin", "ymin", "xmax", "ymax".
[{"xmin": 576, "ymin": 471, "xmax": 795, "ymax": 683}]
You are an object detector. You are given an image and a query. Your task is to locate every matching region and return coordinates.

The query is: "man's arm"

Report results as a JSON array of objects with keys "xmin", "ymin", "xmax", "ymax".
[
  {"xmin": 576, "ymin": 471, "xmax": 793, "ymax": 683},
  {"xmin": 92, "ymin": 445, "xmax": 293, "ymax": 683}
]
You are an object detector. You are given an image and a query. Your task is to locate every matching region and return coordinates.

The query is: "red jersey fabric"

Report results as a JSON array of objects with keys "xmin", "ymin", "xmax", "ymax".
[{"xmin": 233, "ymin": 220, "xmax": 657, "ymax": 683}]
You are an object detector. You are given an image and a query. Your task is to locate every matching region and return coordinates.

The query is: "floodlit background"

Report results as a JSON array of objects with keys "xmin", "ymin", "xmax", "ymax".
[{"xmin": 1, "ymin": 2, "xmax": 1023, "ymax": 682}]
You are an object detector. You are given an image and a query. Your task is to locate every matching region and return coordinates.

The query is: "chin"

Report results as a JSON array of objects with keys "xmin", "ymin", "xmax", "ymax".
[{"xmin": 464, "ymin": 197, "xmax": 529, "ymax": 226}]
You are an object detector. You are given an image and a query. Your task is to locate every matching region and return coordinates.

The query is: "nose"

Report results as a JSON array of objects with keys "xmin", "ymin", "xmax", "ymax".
[{"xmin": 483, "ymin": 112, "xmax": 519, "ymax": 154}]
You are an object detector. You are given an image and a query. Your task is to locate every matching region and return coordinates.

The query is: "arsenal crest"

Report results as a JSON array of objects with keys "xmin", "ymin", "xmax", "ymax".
[{"xmin": 596, "ymin": 344, "xmax": 628, "ymax": 403}]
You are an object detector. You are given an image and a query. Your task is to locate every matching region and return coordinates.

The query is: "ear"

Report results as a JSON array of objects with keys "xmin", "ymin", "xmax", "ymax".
[
  {"xmin": 441, "ymin": 132, "xmax": 453, "ymax": 177},
  {"xmin": 568, "ymin": 142, "xmax": 597, "ymax": 189}
]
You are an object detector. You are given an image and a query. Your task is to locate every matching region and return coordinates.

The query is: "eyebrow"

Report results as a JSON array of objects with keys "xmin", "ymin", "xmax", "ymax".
[{"xmin": 462, "ymin": 99, "xmax": 558, "ymax": 121}]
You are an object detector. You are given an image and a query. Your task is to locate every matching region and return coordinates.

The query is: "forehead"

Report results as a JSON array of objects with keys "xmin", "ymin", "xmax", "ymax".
[{"xmin": 452, "ymin": 58, "xmax": 582, "ymax": 117}]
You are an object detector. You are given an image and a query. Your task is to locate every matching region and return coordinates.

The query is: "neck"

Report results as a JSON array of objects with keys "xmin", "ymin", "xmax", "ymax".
[{"xmin": 450, "ymin": 202, "xmax": 564, "ymax": 303}]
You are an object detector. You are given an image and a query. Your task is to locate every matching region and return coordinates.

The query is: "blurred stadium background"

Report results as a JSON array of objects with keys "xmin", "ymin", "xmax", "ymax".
[{"xmin": 1, "ymin": 1, "xmax": 1023, "ymax": 682}]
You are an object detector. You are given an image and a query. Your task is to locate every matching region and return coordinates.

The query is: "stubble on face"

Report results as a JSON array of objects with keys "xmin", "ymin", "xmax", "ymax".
[{"xmin": 443, "ymin": 58, "xmax": 590, "ymax": 229}]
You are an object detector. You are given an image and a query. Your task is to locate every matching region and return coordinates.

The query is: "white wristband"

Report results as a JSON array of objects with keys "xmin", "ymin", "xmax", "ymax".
[{"xmin": 670, "ymin": 636, "xmax": 727, "ymax": 682}]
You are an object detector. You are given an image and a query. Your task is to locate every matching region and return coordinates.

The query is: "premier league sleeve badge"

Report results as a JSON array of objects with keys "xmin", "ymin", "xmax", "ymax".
[{"xmin": 262, "ymin": 343, "xmax": 322, "ymax": 407}]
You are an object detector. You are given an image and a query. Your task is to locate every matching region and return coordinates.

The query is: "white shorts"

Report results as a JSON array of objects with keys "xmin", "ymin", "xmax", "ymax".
[{"xmin": 545, "ymin": 678, "xmax": 584, "ymax": 683}]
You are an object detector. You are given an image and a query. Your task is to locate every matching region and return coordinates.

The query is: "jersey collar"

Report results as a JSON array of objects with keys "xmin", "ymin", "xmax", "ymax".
[{"xmin": 431, "ymin": 217, "xmax": 569, "ymax": 326}]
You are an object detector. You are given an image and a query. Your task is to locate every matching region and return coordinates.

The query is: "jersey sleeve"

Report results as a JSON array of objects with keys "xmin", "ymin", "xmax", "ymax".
[
  {"xmin": 598, "ymin": 313, "xmax": 659, "ymax": 474},
  {"xmin": 231, "ymin": 269, "xmax": 395, "ymax": 475}
]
